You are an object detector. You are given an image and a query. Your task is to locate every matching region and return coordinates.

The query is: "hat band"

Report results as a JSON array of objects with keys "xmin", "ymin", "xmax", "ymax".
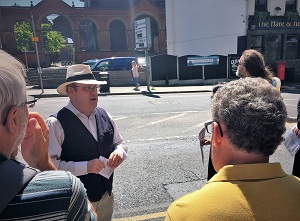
[{"xmin": 66, "ymin": 73, "xmax": 95, "ymax": 82}]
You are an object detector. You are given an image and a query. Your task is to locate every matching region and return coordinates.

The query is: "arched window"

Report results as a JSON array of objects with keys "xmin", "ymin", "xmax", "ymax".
[
  {"xmin": 79, "ymin": 20, "xmax": 97, "ymax": 51},
  {"xmin": 109, "ymin": 20, "xmax": 126, "ymax": 51},
  {"xmin": 14, "ymin": 20, "xmax": 35, "ymax": 52}
]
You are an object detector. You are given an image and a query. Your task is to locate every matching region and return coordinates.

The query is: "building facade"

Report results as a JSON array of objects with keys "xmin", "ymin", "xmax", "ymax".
[
  {"xmin": 166, "ymin": 0, "xmax": 300, "ymax": 82},
  {"xmin": 0, "ymin": 0, "xmax": 166, "ymax": 67}
]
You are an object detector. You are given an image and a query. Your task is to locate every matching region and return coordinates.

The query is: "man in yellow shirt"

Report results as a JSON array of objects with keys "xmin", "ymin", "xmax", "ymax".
[{"xmin": 165, "ymin": 77, "xmax": 300, "ymax": 221}]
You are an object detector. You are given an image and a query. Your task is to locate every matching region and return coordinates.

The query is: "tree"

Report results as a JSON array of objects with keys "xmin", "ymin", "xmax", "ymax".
[
  {"xmin": 14, "ymin": 20, "xmax": 35, "ymax": 52},
  {"xmin": 41, "ymin": 23, "xmax": 65, "ymax": 55}
]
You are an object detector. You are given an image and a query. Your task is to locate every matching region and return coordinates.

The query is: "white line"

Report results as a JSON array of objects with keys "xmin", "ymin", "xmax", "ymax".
[
  {"xmin": 148, "ymin": 113, "xmax": 186, "ymax": 125},
  {"xmin": 138, "ymin": 134, "xmax": 197, "ymax": 142},
  {"xmin": 112, "ymin": 110, "xmax": 208, "ymax": 119},
  {"xmin": 114, "ymin": 116, "xmax": 128, "ymax": 121},
  {"xmin": 134, "ymin": 113, "xmax": 187, "ymax": 129},
  {"xmin": 151, "ymin": 110, "xmax": 206, "ymax": 115}
]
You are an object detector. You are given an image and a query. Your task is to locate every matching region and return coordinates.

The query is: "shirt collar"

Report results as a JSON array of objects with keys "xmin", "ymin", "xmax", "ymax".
[
  {"xmin": 66, "ymin": 101, "xmax": 96, "ymax": 118},
  {"xmin": 209, "ymin": 163, "xmax": 287, "ymax": 183}
]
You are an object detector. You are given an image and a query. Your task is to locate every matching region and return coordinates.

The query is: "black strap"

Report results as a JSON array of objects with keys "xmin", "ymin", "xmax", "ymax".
[{"xmin": 0, "ymin": 160, "xmax": 38, "ymax": 214}]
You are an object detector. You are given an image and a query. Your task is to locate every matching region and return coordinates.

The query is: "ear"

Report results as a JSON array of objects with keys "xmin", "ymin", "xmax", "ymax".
[
  {"xmin": 242, "ymin": 66, "xmax": 250, "ymax": 77},
  {"xmin": 67, "ymin": 86, "xmax": 75, "ymax": 96},
  {"xmin": 212, "ymin": 122, "xmax": 222, "ymax": 146},
  {"xmin": 6, "ymin": 106, "xmax": 22, "ymax": 137}
]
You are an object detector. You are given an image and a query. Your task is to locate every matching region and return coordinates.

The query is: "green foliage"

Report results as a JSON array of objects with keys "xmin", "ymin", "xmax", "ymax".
[
  {"xmin": 254, "ymin": 11, "xmax": 270, "ymax": 22},
  {"xmin": 41, "ymin": 23, "xmax": 65, "ymax": 55},
  {"xmin": 284, "ymin": 11, "xmax": 299, "ymax": 22},
  {"xmin": 14, "ymin": 20, "xmax": 35, "ymax": 52}
]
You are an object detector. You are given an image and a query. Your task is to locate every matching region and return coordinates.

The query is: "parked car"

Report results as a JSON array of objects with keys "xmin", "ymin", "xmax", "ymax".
[
  {"xmin": 82, "ymin": 59, "xmax": 100, "ymax": 67},
  {"xmin": 90, "ymin": 57, "xmax": 138, "ymax": 72}
]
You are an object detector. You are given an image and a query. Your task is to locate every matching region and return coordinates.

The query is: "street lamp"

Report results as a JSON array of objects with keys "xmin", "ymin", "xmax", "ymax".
[{"xmin": 31, "ymin": 13, "xmax": 44, "ymax": 93}]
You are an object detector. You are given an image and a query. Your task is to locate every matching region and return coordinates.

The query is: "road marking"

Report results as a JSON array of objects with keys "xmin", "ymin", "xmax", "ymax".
[
  {"xmin": 114, "ymin": 116, "xmax": 128, "ymax": 121},
  {"xmin": 137, "ymin": 134, "xmax": 197, "ymax": 142},
  {"xmin": 148, "ymin": 113, "xmax": 186, "ymax": 125},
  {"xmin": 133, "ymin": 113, "xmax": 187, "ymax": 129},
  {"xmin": 151, "ymin": 110, "xmax": 206, "ymax": 115},
  {"xmin": 113, "ymin": 211, "xmax": 166, "ymax": 221}
]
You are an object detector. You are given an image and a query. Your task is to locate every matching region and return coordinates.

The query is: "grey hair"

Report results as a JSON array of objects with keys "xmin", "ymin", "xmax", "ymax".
[
  {"xmin": 211, "ymin": 77, "xmax": 287, "ymax": 156},
  {"xmin": 0, "ymin": 50, "xmax": 27, "ymax": 123}
]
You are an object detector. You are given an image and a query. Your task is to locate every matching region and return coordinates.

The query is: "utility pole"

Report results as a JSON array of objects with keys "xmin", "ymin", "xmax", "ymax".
[{"xmin": 31, "ymin": 13, "xmax": 44, "ymax": 93}]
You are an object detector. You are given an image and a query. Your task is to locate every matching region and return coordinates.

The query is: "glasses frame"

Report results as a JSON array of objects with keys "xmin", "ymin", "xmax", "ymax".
[
  {"xmin": 74, "ymin": 85, "xmax": 100, "ymax": 92},
  {"xmin": 204, "ymin": 120, "xmax": 223, "ymax": 137},
  {"xmin": 25, "ymin": 99, "xmax": 38, "ymax": 108},
  {"xmin": 1, "ymin": 99, "xmax": 38, "ymax": 126},
  {"xmin": 197, "ymin": 120, "xmax": 223, "ymax": 165}
]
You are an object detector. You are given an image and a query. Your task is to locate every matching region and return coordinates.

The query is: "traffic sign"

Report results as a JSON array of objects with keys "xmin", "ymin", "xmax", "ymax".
[
  {"xmin": 31, "ymin": 37, "xmax": 39, "ymax": 42},
  {"xmin": 134, "ymin": 18, "xmax": 151, "ymax": 50}
]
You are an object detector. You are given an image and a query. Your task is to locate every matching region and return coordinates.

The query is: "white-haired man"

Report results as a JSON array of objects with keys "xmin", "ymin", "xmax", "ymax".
[{"xmin": 0, "ymin": 50, "xmax": 96, "ymax": 220}]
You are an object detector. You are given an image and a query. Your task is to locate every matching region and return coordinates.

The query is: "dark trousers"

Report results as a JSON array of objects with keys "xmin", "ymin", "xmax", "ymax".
[{"xmin": 293, "ymin": 150, "xmax": 300, "ymax": 178}]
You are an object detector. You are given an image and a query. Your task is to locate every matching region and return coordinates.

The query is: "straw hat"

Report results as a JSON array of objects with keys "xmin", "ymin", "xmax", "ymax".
[{"xmin": 57, "ymin": 64, "xmax": 106, "ymax": 94}]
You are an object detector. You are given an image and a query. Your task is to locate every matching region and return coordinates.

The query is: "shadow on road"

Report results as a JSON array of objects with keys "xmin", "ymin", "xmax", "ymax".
[{"xmin": 141, "ymin": 91, "xmax": 161, "ymax": 98}]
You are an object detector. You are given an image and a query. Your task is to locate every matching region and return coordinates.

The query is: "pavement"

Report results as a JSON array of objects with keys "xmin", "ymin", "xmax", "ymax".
[{"xmin": 26, "ymin": 82, "xmax": 299, "ymax": 122}]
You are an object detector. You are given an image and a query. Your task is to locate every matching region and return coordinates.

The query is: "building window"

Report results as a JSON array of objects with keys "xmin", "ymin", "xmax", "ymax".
[
  {"xmin": 286, "ymin": 34, "xmax": 299, "ymax": 59},
  {"xmin": 286, "ymin": 0, "xmax": 297, "ymax": 12},
  {"xmin": 109, "ymin": 20, "xmax": 126, "ymax": 51},
  {"xmin": 251, "ymin": 35, "xmax": 263, "ymax": 52},
  {"xmin": 255, "ymin": 0, "xmax": 267, "ymax": 12},
  {"xmin": 79, "ymin": 20, "xmax": 97, "ymax": 52}
]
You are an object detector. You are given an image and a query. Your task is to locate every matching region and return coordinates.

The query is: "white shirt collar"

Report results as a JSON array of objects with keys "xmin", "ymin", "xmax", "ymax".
[{"xmin": 66, "ymin": 101, "xmax": 96, "ymax": 118}]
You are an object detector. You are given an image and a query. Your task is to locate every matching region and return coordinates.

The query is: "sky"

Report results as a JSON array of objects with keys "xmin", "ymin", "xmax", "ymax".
[{"xmin": 0, "ymin": 0, "xmax": 84, "ymax": 7}]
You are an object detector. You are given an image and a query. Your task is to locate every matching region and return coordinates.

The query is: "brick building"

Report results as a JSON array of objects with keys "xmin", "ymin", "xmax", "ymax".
[{"xmin": 0, "ymin": 0, "xmax": 166, "ymax": 67}]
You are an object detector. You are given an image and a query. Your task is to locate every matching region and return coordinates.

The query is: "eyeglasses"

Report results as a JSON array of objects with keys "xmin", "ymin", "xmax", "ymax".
[
  {"xmin": 197, "ymin": 120, "xmax": 223, "ymax": 164},
  {"xmin": 1, "ymin": 99, "xmax": 38, "ymax": 126},
  {"xmin": 198, "ymin": 126, "xmax": 206, "ymax": 164},
  {"xmin": 74, "ymin": 85, "xmax": 99, "ymax": 92},
  {"xmin": 204, "ymin": 120, "xmax": 223, "ymax": 137},
  {"xmin": 25, "ymin": 99, "xmax": 38, "ymax": 108}
]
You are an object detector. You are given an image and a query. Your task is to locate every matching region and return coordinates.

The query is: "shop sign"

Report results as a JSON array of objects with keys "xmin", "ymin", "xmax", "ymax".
[
  {"xmin": 253, "ymin": 20, "xmax": 300, "ymax": 29},
  {"xmin": 187, "ymin": 56, "xmax": 219, "ymax": 66}
]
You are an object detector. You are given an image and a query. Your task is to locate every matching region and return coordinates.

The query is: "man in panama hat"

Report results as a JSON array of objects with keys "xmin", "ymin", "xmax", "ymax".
[{"xmin": 46, "ymin": 64, "xmax": 128, "ymax": 221}]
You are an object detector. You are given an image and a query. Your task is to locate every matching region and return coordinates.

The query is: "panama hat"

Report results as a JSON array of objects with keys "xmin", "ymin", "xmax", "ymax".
[{"xmin": 57, "ymin": 64, "xmax": 107, "ymax": 94}]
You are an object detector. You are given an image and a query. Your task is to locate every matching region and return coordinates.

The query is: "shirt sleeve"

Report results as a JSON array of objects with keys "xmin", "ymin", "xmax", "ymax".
[
  {"xmin": 66, "ymin": 172, "xmax": 97, "ymax": 221},
  {"xmin": 106, "ymin": 112, "xmax": 128, "ymax": 161},
  {"xmin": 46, "ymin": 116, "xmax": 88, "ymax": 176}
]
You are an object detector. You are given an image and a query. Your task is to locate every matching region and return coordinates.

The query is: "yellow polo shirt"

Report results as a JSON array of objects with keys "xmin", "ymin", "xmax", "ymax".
[{"xmin": 165, "ymin": 163, "xmax": 300, "ymax": 221}]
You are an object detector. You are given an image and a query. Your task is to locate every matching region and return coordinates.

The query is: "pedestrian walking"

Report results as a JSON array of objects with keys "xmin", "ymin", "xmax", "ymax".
[
  {"xmin": 131, "ymin": 60, "xmax": 140, "ymax": 90},
  {"xmin": 46, "ymin": 64, "xmax": 128, "ymax": 221}
]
